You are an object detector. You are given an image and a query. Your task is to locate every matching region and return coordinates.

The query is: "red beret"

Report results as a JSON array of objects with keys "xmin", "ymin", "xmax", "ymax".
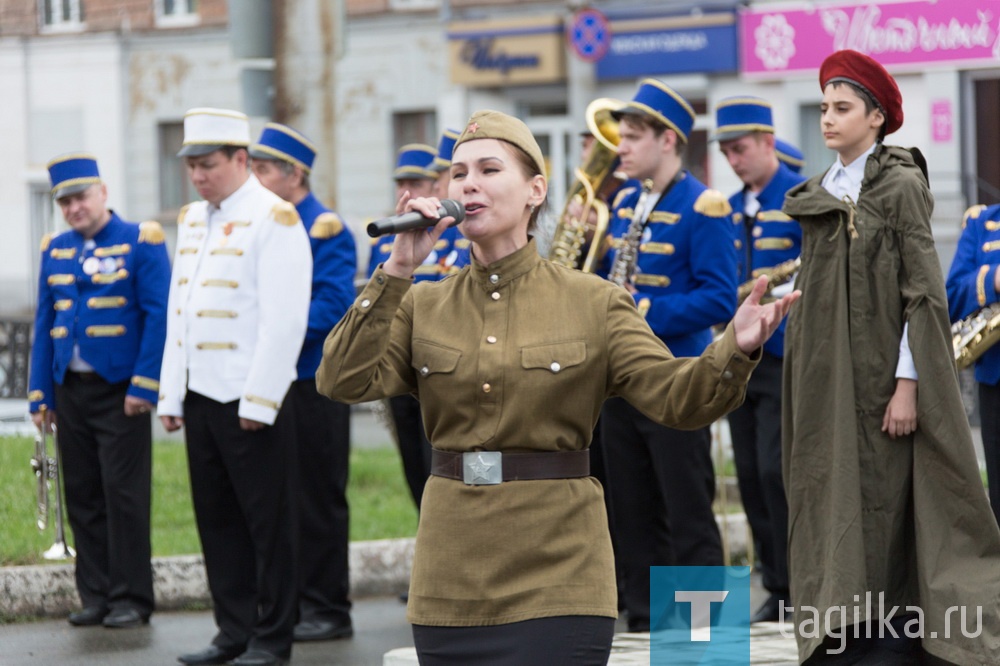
[{"xmin": 819, "ymin": 50, "xmax": 902, "ymax": 136}]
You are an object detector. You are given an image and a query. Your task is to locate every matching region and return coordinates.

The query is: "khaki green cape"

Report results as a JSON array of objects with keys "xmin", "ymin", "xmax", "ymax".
[{"xmin": 782, "ymin": 145, "xmax": 1000, "ymax": 665}]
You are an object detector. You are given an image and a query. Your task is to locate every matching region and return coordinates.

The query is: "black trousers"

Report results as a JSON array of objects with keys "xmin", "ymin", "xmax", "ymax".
[
  {"xmin": 412, "ymin": 616, "xmax": 615, "ymax": 666},
  {"xmin": 600, "ymin": 396, "xmax": 722, "ymax": 631},
  {"xmin": 389, "ymin": 394, "xmax": 432, "ymax": 509},
  {"xmin": 726, "ymin": 352, "xmax": 789, "ymax": 595},
  {"xmin": 284, "ymin": 379, "xmax": 352, "ymax": 623},
  {"xmin": 183, "ymin": 391, "xmax": 297, "ymax": 657},
  {"xmin": 979, "ymin": 381, "xmax": 1000, "ymax": 527},
  {"xmin": 54, "ymin": 372, "xmax": 154, "ymax": 616}
]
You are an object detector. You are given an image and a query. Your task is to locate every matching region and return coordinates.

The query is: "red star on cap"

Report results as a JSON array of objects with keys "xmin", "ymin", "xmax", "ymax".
[{"xmin": 467, "ymin": 122, "xmax": 479, "ymax": 134}]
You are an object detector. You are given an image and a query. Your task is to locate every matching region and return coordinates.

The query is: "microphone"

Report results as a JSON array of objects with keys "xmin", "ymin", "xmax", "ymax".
[{"xmin": 366, "ymin": 199, "xmax": 466, "ymax": 238}]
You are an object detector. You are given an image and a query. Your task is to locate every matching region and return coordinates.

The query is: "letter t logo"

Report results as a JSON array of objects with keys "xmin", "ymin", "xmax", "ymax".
[{"xmin": 675, "ymin": 590, "xmax": 729, "ymax": 641}]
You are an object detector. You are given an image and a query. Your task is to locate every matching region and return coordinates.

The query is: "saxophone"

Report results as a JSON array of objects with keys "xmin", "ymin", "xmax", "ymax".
[
  {"xmin": 549, "ymin": 98, "xmax": 623, "ymax": 272},
  {"xmin": 952, "ymin": 304, "xmax": 1000, "ymax": 370},
  {"xmin": 608, "ymin": 179, "xmax": 654, "ymax": 287},
  {"xmin": 737, "ymin": 257, "xmax": 801, "ymax": 304}
]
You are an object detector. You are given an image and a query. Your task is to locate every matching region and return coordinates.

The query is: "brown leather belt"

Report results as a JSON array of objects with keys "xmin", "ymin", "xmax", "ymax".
[{"xmin": 431, "ymin": 448, "xmax": 590, "ymax": 485}]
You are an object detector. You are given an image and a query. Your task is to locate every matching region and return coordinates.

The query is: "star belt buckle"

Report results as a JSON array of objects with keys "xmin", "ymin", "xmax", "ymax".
[{"xmin": 462, "ymin": 451, "xmax": 502, "ymax": 485}]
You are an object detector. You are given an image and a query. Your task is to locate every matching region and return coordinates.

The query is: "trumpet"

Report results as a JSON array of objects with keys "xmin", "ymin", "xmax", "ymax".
[
  {"xmin": 549, "ymin": 98, "xmax": 624, "ymax": 272},
  {"xmin": 30, "ymin": 408, "xmax": 75, "ymax": 560}
]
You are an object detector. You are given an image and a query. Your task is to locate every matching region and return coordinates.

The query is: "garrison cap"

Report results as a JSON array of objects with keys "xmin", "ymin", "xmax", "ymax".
[
  {"xmin": 454, "ymin": 110, "xmax": 546, "ymax": 178},
  {"xmin": 432, "ymin": 129, "xmax": 461, "ymax": 172},
  {"xmin": 820, "ymin": 50, "xmax": 903, "ymax": 136},
  {"xmin": 713, "ymin": 96, "xmax": 774, "ymax": 142},
  {"xmin": 775, "ymin": 138, "xmax": 805, "ymax": 173},
  {"xmin": 394, "ymin": 144, "xmax": 438, "ymax": 181},
  {"xmin": 178, "ymin": 107, "xmax": 251, "ymax": 157},
  {"xmin": 612, "ymin": 78, "xmax": 696, "ymax": 144},
  {"xmin": 48, "ymin": 153, "xmax": 102, "ymax": 199},
  {"xmin": 249, "ymin": 122, "xmax": 317, "ymax": 173}
]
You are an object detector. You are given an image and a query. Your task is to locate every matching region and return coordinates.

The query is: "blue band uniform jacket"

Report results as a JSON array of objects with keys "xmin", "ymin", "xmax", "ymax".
[
  {"xmin": 316, "ymin": 239, "xmax": 758, "ymax": 627},
  {"xmin": 157, "ymin": 176, "xmax": 312, "ymax": 425},
  {"xmin": 946, "ymin": 203, "xmax": 1000, "ymax": 386},
  {"xmin": 28, "ymin": 213, "xmax": 171, "ymax": 410},
  {"xmin": 295, "ymin": 192, "xmax": 357, "ymax": 379},
  {"xmin": 729, "ymin": 162, "xmax": 805, "ymax": 358},
  {"xmin": 599, "ymin": 172, "xmax": 738, "ymax": 357},
  {"xmin": 367, "ymin": 225, "xmax": 469, "ymax": 282}
]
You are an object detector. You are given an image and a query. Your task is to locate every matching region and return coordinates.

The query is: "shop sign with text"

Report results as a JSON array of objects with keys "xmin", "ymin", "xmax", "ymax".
[{"xmin": 448, "ymin": 16, "xmax": 565, "ymax": 87}]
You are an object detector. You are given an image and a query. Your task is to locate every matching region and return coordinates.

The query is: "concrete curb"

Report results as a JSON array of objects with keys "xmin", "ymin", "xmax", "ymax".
[
  {"xmin": 2, "ymin": 517, "xmax": 748, "ymax": 620},
  {"xmin": 1, "ymin": 537, "xmax": 415, "ymax": 619}
]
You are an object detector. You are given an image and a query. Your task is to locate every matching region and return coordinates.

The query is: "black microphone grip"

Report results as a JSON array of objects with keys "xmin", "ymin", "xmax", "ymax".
[{"xmin": 366, "ymin": 199, "xmax": 466, "ymax": 238}]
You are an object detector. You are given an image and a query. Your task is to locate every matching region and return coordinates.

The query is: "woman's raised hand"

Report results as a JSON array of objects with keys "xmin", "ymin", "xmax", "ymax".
[{"xmin": 382, "ymin": 192, "xmax": 457, "ymax": 279}]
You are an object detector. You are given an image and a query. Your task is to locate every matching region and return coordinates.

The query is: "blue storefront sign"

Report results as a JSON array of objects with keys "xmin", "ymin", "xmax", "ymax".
[{"xmin": 596, "ymin": 13, "xmax": 739, "ymax": 80}]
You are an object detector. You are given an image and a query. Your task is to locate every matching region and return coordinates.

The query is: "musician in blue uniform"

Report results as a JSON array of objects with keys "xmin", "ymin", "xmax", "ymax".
[
  {"xmin": 249, "ymin": 123, "xmax": 357, "ymax": 643},
  {"xmin": 596, "ymin": 79, "xmax": 738, "ymax": 632},
  {"xmin": 367, "ymin": 143, "xmax": 462, "ymax": 508},
  {"xmin": 28, "ymin": 153, "xmax": 170, "ymax": 629},
  {"xmin": 775, "ymin": 138, "xmax": 805, "ymax": 175},
  {"xmin": 431, "ymin": 128, "xmax": 472, "ymax": 270},
  {"xmin": 946, "ymin": 203, "xmax": 1000, "ymax": 527},
  {"xmin": 714, "ymin": 97, "xmax": 805, "ymax": 623}
]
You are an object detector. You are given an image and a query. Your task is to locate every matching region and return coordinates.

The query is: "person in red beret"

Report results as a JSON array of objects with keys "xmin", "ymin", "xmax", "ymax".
[{"xmin": 781, "ymin": 50, "xmax": 1000, "ymax": 665}]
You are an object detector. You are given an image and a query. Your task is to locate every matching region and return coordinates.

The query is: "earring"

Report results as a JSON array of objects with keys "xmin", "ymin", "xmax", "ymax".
[{"xmin": 529, "ymin": 204, "xmax": 536, "ymax": 214}]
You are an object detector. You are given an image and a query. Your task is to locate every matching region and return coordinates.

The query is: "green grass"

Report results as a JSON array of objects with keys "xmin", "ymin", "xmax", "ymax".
[{"xmin": 0, "ymin": 436, "xmax": 417, "ymax": 566}]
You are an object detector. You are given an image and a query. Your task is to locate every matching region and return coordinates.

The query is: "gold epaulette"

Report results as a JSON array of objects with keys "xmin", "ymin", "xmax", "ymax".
[
  {"xmin": 963, "ymin": 204, "xmax": 987, "ymax": 230},
  {"xmin": 271, "ymin": 201, "xmax": 300, "ymax": 227},
  {"xmin": 40, "ymin": 233, "xmax": 54, "ymax": 252},
  {"xmin": 694, "ymin": 190, "xmax": 732, "ymax": 218},
  {"xmin": 177, "ymin": 203, "xmax": 191, "ymax": 226},
  {"xmin": 309, "ymin": 212, "xmax": 343, "ymax": 239},
  {"xmin": 139, "ymin": 221, "xmax": 165, "ymax": 244},
  {"xmin": 612, "ymin": 187, "xmax": 636, "ymax": 211},
  {"xmin": 756, "ymin": 210, "xmax": 794, "ymax": 222}
]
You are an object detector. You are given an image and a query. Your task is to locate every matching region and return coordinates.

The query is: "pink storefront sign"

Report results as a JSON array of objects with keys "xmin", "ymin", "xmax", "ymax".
[
  {"xmin": 931, "ymin": 99, "xmax": 953, "ymax": 143},
  {"xmin": 741, "ymin": 0, "xmax": 1000, "ymax": 76}
]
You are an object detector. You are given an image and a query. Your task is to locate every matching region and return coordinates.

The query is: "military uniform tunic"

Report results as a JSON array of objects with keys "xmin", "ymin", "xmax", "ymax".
[{"xmin": 317, "ymin": 239, "xmax": 757, "ymax": 627}]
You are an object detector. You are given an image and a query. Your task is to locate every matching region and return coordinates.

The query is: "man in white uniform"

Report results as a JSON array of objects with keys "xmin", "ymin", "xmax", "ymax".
[{"xmin": 158, "ymin": 108, "xmax": 312, "ymax": 666}]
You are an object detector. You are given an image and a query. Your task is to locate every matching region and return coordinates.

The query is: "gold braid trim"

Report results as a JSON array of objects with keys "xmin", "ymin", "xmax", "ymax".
[
  {"xmin": 139, "ymin": 221, "xmax": 165, "ymax": 244},
  {"xmin": 271, "ymin": 201, "xmax": 300, "ymax": 226},
  {"xmin": 693, "ymin": 190, "xmax": 732, "ymax": 217},
  {"xmin": 310, "ymin": 212, "xmax": 343, "ymax": 239}
]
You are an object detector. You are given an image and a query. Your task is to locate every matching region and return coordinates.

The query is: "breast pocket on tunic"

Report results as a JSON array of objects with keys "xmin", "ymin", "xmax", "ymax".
[
  {"xmin": 412, "ymin": 339, "xmax": 462, "ymax": 383},
  {"xmin": 520, "ymin": 341, "xmax": 587, "ymax": 376}
]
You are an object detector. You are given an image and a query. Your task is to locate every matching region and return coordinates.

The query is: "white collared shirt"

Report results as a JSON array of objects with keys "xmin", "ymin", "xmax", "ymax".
[
  {"xmin": 821, "ymin": 142, "xmax": 917, "ymax": 381},
  {"xmin": 821, "ymin": 142, "xmax": 876, "ymax": 203}
]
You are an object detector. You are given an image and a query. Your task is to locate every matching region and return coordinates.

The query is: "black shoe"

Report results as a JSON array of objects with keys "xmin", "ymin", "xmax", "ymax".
[
  {"xmin": 177, "ymin": 645, "xmax": 245, "ymax": 665},
  {"xmin": 751, "ymin": 594, "xmax": 788, "ymax": 623},
  {"xmin": 102, "ymin": 607, "xmax": 148, "ymax": 629},
  {"xmin": 68, "ymin": 606, "xmax": 109, "ymax": 626},
  {"xmin": 293, "ymin": 618, "xmax": 354, "ymax": 642},
  {"xmin": 231, "ymin": 648, "xmax": 288, "ymax": 666}
]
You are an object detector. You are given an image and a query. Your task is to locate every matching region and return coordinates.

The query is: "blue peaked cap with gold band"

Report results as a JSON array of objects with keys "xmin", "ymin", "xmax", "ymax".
[
  {"xmin": 612, "ymin": 78, "xmax": 696, "ymax": 144},
  {"xmin": 394, "ymin": 143, "xmax": 438, "ymax": 180},
  {"xmin": 713, "ymin": 96, "xmax": 774, "ymax": 142},
  {"xmin": 47, "ymin": 153, "xmax": 102, "ymax": 199},
  {"xmin": 432, "ymin": 129, "xmax": 461, "ymax": 172},
  {"xmin": 775, "ymin": 138, "xmax": 805, "ymax": 174},
  {"xmin": 249, "ymin": 122, "xmax": 318, "ymax": 173}
]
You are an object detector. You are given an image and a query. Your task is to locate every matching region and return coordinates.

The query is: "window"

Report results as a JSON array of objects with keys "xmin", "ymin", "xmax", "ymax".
[
  {"xmin": 39, "ymin": 0, "xmax": 83, "ymax": 31},
  {"xmin": 156, "ymin": 0, "xmax": 200, "ymax": 27},
  {"xmin": 392, "ymin": 110, "xmax": 437, "ymax": 149},
  {"xmin": 158, "ymin": 122, "xmax": 198, "ymax": 214}
]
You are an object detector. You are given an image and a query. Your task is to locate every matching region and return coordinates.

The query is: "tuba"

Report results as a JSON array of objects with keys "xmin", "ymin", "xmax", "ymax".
[
  {"xmin": 549, "ymin": 98, "xmax": 624, "ymax": 273},
  {"xmin": 952, "ymin": 304, "xmax": 1000, "ymax": 370},
  {"xmin": 30, "ymin": 408, "xmax": 75, "ymax": 560}
]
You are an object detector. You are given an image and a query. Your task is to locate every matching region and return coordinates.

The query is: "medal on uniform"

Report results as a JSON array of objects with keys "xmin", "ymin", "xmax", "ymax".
[
  {"xmin": 82, "ymin": 257, "xmax": 100, "ymax": 275},
  {"xmin": 219, "ymin": 221, "xmax": 234, "ymax": 247},
  {"xmin": 100, "ymin": 257, "xmax": 117, "ymax": 274}
]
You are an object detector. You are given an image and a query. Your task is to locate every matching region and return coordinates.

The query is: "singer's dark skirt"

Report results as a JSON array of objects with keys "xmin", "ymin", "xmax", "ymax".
[{"xmin": 412, "ymin": 615, "xmax": 615, "ymax": 666}]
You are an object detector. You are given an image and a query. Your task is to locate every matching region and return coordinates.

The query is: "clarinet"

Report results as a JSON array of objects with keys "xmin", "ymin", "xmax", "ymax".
[{"xmin": 608, "ymin": 179, "xmax": 654, "ymax": 287}]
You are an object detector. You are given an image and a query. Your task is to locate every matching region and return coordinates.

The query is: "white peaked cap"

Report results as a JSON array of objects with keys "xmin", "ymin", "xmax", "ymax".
[{"xmin": 178, "ymin": 107, "xmax": 251, "ymax": 157}]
